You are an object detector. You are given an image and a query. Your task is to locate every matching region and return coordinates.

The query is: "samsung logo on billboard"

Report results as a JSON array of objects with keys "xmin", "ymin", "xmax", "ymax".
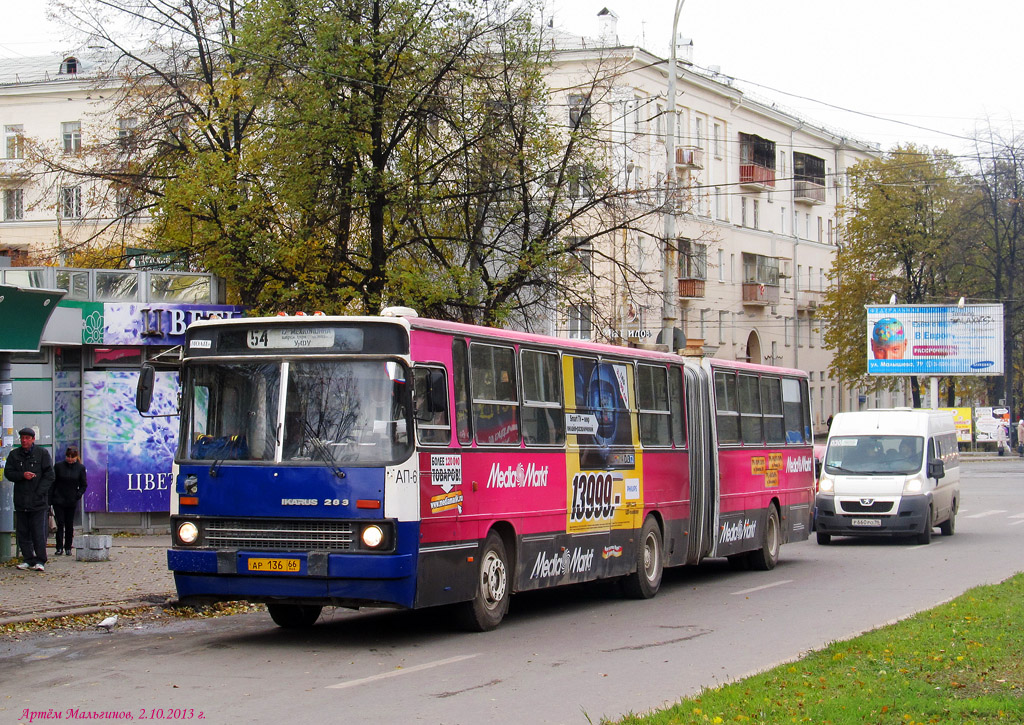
[{"xmin": 971, "ymin": 360, "xmax": 995, "ymax": 370}]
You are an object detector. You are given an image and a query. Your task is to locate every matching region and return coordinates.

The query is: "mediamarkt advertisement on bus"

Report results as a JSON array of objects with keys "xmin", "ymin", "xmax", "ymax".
[{"xmin": 865, "ymin": 304, "xmax": 1004, "ymax": 375}]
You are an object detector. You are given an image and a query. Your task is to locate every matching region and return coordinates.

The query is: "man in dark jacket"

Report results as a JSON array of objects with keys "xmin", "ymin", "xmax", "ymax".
[{"xmin": 4, "ymin": 427, "xmax": 55, "ymax": 571}]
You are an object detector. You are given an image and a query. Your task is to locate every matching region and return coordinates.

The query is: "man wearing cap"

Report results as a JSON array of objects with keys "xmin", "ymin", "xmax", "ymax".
[{"xmin": 4, "ymin": 427, "xmax": 55, "ymax": 571}]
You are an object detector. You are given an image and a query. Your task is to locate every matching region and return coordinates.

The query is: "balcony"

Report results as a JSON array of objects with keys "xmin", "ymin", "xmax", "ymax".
[
  {"xmin": 742, "ymin": 282, "xmax": 780, "ymax": 306},
  {"xmin": 794, "ymin": 179, "xmax": 826, "ymax": 205},
  {"xmin": 796, "ymin": 289, "xmax": 823, "ymax": 311},
  {"xmin": 675, "ymin": 146, "xmax": 704, "ymax": 170},
  {"xmin": 739, "ymin": 162, "xmax": 775, "ymax": 190},
  {"xmin": 0, "ymin": 158, "xmax": 30, "ymax": 180},
  {"xmin": 678, "ymin": 278, "xmax": 705, "ymax": 299}
]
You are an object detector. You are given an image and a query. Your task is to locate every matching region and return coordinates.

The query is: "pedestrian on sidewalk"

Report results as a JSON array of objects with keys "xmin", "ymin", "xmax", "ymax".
[
  {"xmin": 4, "ymin": 427, "xmax": 55, "ymax": 572},
  {"xmin": 51, "ymin": 446, "xmax": 87, "ymax": 556}
]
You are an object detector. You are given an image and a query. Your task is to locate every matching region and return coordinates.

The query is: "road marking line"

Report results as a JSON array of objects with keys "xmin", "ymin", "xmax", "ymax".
[
  {"xmin": 732, "ymin": 580, "xmax": 792, "ymax": 596},
  {"xmin": 1009, "ymin": 513, "xmax": 1024, "ymax": 519},
  {"xmin": 966, "ymin": 510, "xmax": 1008, "ymax": 519},
  {"xmin": 1011, "ymin": 520, "xmax": 1024, "ymax": 526},
  {"xmin": 326, "ymin": 654, "xmax": 479, "ymax": 690}
]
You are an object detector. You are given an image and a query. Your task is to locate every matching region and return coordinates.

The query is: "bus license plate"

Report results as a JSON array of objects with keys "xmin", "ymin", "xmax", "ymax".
[
  {"xmin": 851, "ymin": 518, "xmax": 882, "ymax": 528},
  {"xmin": 247, "ymin": 558, "xmax": 301, "ymax": 573}
]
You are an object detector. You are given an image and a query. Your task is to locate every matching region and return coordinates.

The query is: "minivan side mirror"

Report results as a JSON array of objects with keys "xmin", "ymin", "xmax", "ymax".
[
  {"xmin": 136, "ymin": 363, "xmax": 155, "ymax": 414},
  {"xmin": 927, "ymin": 458, "xmax": 945, "ymax": 480}
]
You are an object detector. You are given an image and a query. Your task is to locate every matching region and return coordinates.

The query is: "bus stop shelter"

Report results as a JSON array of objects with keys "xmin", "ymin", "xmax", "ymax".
[{"xmin": 0, "ymin": 283, "xmax": 66, "ymax": 560}]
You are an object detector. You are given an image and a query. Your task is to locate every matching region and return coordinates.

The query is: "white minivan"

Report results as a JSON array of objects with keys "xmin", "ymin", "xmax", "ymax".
[{"xmin": 815, "ymin": 409, "xmax": 960, "ymax": 545}]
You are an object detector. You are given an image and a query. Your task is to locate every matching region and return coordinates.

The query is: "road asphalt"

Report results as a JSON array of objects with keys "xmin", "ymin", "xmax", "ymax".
[{"xmin": 0, "ymin": 451, "xmax": 1015, "ymax": 626}]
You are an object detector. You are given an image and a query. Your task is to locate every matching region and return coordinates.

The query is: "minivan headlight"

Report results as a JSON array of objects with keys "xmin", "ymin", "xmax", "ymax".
[
  {"xmin": 903, "ymin": 475, "xmax": 925, "ymax": 494},
  {"xmin": 818, "ymin": 475, "xmax": 834, "ymax": 493}
]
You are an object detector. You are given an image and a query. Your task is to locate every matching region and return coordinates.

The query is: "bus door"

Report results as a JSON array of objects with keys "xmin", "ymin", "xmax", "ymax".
[{"xmin": 684, "ymin": 365, "xmax": 716, "ymax": 564}]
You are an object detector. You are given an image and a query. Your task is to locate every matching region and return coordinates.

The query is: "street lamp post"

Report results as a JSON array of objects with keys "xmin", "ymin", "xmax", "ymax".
[{"xmin": 661, "ymin": 0, "xmax": 686, "ymax": 352}]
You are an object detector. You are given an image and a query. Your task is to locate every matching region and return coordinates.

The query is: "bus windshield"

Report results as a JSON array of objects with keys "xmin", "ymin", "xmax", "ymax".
[
  {"xmin": 823, "ymin": 435, "xmax": 923, "ymax": 475},
  {"xmin": 183, "ymin": 359, "xmax": 413, "ymax": 466}
]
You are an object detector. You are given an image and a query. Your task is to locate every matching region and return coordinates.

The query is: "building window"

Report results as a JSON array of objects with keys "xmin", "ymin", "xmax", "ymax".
[
  {"xmin": 62, "ymin": 121, "xmax": 82, "ymax": 153},
  {"xmin": 568, "ymin": 304, "xmax": 592, "ymax": 340},
  {"xmin": 655, "ymin": 103, "xmax": 664, "ymax": 138},
  {"xmin": 741, "ymin": 197, "xmax": 747, "ymax": 227},
  {"xmin": 3, "ymin": 188, "xmax": 24, "ymax": 220},
  {"xmin": 782, "ymin": 261, "xmax": 790, "ymax": 293},
  {"xmin": 61, "ymin": 185, "xmax": 82, "ymax": 218},
  {"xmin": 695, "ymin": 116, "xmax": 704, "ymax": 149},
  {"xmin": 568, "ymin": 94, "xmax": 592, "ymax": 128},
  {"xmin": 718, "ymin": 311, "xmax": 726, "ymax": 344},
  {"xmin": 784, "ymin": 318, "xmax": 791, "ymax": 346},
  {"xmin": 742, "ymin": 253, "xmax": 779, "ymax": 285},
  {"xmin": 781, "ymin": 207, "xmax": 786, "ymax": 235},
  {"xmin": 118, "ymin": 117, "xmax": 138, "ymax": 147},
  {"xmin": 5, "ymin": 124, "xmax": 23, "ymax": 159},
  {"xmin": 817, "ymin": 216, "xmax": 824, "ymax": 243},
  {"xmin": 717, "ymin": 249, "xmax": 724, "ymax": 282},
  {"xmin": 713, "ymin": 123, "xmax": 721, "ymax": 157},
  {"xmin": 567, "ymin": 165, "xmax": 594, "ymax": 200},
  {"xmin": 680, "ymin": 239, "xmax": 707, "ymax": 280},
  {"xmin": 60, "ymin": 57, "xmax": 79, "ymax": 74},
  {"xmin": 568, "ymin": 238, "xmax": 593, "ymax": 276},
  {"xmin": 753, "ymin": 199, "xmax": 760, "ymax": 229}
]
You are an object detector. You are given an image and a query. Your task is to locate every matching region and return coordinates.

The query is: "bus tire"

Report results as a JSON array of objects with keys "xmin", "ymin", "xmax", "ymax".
[
  {"xmin": 916, "ymin": 506, "xmax": 933, "ymax": 545},
  {"xmin": 621, "ymin": 517, "xmax": 663, "ymax": 599},
  {"xmin": 816, "ymin": 531, "xmax": 831, "ymax": 545},
  {"xmin": 748, "ymin": 506, "xmax": 781, "ymax": 571},
  {"xmin": 268, "ymin": 603, "xmax": 322, "ymax": 629},
  {"xmin": 939, "ymin": 503, "xmax": 956, "ymax": 536},
  {"xmin": 456, "ymin": 531, "xmax": 510, "ymax": 632}
]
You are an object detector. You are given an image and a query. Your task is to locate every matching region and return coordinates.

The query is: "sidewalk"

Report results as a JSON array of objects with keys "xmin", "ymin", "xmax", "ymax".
[{"xmin": 0, "ymin": 534, "xmax": 175, "ymax": 625}]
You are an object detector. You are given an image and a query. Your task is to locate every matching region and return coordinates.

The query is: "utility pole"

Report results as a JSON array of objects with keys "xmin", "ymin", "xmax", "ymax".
[{"xmin": 661, "ymin": 0, "xmax": 686, "ymax": 352}]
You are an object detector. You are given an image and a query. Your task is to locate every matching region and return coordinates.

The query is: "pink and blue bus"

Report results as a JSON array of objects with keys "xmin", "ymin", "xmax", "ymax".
[{"xmin": 137, "ymin": 311, "xmax": 814, "ymax": 630}]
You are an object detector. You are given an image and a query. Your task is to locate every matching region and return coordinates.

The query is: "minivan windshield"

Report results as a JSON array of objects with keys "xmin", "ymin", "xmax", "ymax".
[{"xmin": 824, "ymin": 435, "xmax": 923, "ymax": 475}]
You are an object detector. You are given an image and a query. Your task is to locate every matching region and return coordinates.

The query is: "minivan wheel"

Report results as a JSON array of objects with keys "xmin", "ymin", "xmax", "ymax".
[
  {"xmin": 816, "ymin": 531, "xmax": 831, "ymax": 545},
  {"xmin": 916, "ymin": 506, "xmax": 933, "ymax": 545},
  {"xmin": 939, "ymin": 504, "xmax": 956, "ymax": 536}
]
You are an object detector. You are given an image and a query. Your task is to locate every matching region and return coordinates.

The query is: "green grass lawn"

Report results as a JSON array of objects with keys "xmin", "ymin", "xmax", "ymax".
[{"xmin": 614, "ymin": 574, "xmax": 1024, "ymax": 724}]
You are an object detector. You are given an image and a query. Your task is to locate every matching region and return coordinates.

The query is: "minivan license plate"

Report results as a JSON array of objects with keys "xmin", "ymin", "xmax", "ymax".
[{"xmin": 851, "ymin": 518, "xmax": 881, "ymax": 527}]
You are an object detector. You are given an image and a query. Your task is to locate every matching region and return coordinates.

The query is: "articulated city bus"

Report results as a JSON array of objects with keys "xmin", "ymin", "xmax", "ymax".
[{"xmin": 137, "ymin": 311, "xmax": 814, "ymax": 630}]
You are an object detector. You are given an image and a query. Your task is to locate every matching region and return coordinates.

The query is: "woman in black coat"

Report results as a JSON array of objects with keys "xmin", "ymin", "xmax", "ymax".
[{"xmin": 51, "ymin": 446, "xmax": 87, "ymax": 555}]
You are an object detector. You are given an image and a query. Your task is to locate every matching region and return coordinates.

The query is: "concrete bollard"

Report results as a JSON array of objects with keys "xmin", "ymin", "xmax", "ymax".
[{"xmin": 76, "ymin": 534, "xmax": 113, "ymax": 562}]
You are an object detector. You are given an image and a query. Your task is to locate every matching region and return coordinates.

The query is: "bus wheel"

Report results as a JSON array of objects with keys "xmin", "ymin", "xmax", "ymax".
[
  {"xmin": 268, "ymin": 603, "xmax": 322, "ymax": 629},
  {"xmin": 917, "ymin": 507, "xmax": 933, "ymax": 545},
  {"xmin": 748, "ymin": 506, "xmax": 781, "ymax": 571},
  {"xmin": 457, "ymin": 531, "xmax": 510, "ymax": 632},
  {"xmin": 816, "ymin": 531, "xmax": 831, "ymax": 545},
  {"xmin": 939, "ymin": 504, "xmax": 956, "ymax": 536},
  {"xmin": 622, "ymin": 517, "xmax": 663, "ymax": 599}
]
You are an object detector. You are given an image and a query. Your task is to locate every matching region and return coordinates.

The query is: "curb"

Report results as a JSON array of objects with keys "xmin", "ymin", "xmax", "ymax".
[{"xmin": 0, "ymin": 597, "xmax": 174, "ymax": 626}]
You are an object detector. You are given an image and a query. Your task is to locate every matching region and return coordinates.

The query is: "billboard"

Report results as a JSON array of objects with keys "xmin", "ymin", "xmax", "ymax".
[{"xmin": 866, "ymin": 304, "xmax": 1003, "ymax": 375}]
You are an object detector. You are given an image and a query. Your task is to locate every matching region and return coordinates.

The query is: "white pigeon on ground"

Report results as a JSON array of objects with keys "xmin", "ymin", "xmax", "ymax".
[{"xmin": 95, "ymin": 614, "xmax": 118, "ymax": 633}]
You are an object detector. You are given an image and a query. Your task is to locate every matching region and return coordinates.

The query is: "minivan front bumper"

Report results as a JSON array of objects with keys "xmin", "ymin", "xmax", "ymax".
[{"xmin": 814, "ymin": 493, "xmax": 930, "ymax": 537}]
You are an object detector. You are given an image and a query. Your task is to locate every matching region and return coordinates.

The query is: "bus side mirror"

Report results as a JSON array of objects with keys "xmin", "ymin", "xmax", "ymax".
[
  {"xmin": 927, "ymin": 458, "xmax": 945, "ymax": 480},
  {"xmin": 136, "ymin": 363, "xmax": 155, "ymax": 414}
]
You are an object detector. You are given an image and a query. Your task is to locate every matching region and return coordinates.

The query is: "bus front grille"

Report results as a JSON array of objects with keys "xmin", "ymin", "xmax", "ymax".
[{"xmin": 204, "ymin": 519, "xmax": 356, "ymax": 551}]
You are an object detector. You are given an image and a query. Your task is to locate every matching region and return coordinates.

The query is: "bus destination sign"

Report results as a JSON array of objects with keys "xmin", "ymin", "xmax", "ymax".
[{"xmin": 247, "ymin": 327, "xmax": 337, "ymax": 350}]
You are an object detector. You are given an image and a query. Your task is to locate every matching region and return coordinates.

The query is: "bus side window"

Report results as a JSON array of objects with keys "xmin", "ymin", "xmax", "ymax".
[
  {"xmin": 761, "ymin": 376, "xmax": 785, "ymax": 445},
  {"xmin": 414, "ymin": 366, "xmax": 451, "ymax": 445},
  {"xmin": 738, "ymin": 374, "xmax": 763, "ymax": 445},
  {"xmin": 521, "ymin": 349, "xmax": 565, "ymax": 445},
  {"xmin": 670, "ymin": 366, "xmax": 686, "ymax": 448},
  {"xmin": 452, "ymin": 339, "xmax": 472, "ymax": 444},
  {"xmin": 637, "ymin": 364, "xmax": 671, "ymax": 447},
  {"xmin": 781, "ymin": 377, "xmax": 804, "ymax": 444},
  {"xmin": 714, "ymin": 371, "xmax": 739, "ymax": 444},
  {"xmin": 470, "ymin": 343, "xmax": 520, "ymax": 445}
]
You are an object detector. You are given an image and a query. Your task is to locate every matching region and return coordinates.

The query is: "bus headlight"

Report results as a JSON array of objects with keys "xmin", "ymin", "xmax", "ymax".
[
  {"xmin": 361, "ymin": 525, "xmax": 385, "ymax": 549},
  {"xmin": 178, "ymin": 521, "xmax": 199, "ymax": 545}
]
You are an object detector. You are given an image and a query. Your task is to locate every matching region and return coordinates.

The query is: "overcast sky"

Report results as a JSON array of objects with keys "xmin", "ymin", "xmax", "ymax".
[{"xmin": 3, "ymin": 0, "xmax": 1019, "ymax": 157}]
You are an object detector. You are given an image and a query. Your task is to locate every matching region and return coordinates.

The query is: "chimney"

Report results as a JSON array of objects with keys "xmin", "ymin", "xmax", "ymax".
[{"xmin": 597, "ymin": 8, "xmax": 619, "ymax": 45}]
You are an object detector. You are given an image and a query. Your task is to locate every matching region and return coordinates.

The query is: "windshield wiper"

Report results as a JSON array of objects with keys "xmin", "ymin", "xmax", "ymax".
[{"xmin": 302, "ymin": 420, "xmax": 346, "ymax": 479}]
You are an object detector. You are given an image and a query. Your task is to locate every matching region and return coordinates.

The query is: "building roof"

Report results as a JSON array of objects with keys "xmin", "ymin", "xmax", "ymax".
[{"xmin": 0, "ymin": 53, "xmax": 103, "ymax": 87}]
